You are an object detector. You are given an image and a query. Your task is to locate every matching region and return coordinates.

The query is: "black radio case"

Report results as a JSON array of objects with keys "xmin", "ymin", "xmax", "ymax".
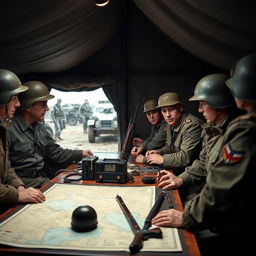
[{"xmin": 95, "ymin": 159, "xmax": 127, "ymax": 183}]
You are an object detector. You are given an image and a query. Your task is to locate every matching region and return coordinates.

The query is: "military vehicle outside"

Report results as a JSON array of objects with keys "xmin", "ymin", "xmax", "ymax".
[
  {"xmin": 87, "ymin": 101, "xmax": 118, "ymax": 143},
  {"xmin": 62, "ymin": 103, "xmax": 81, "ymax": 126}
]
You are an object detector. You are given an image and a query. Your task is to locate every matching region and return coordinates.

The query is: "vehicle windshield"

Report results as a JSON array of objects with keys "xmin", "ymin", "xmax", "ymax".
[{"xmin": 95, "ymin": 106, "xmax": 114, "ymax": 114}]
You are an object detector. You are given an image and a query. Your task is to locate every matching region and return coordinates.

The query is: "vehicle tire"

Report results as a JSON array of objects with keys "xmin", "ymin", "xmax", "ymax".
[
  {"xmin": 88, "ymin": 126, "xmax": 95, "ymax": 143},
  {"xmin": 67, "ymin": 115, "xmax": 77, "ymax": 126}
]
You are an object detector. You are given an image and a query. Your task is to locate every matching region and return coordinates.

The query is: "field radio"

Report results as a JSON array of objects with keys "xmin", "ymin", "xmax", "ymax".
[
  {"xmin": 95, "ymin": 159, "xmax": 127, "ymax": 183},
  {"xmin": 82, "ymin": 156, "xmax": 99, "ymax": 180}
]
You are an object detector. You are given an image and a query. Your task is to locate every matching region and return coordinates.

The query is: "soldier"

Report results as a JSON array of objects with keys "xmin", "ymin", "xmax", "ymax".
[
  {"xmin": 131, "ymin": 99, "xmax": 167, "ymax": 163},
  {"xmin": 7, "ymin": 81, "xmax": 93, "ymax": 188},
  {"xmin": 151, "ymin": 54, "xmax": 256, "ymax": 255},
  {"xmin": 79, "ymin": 98, "xmax": 92, "ymax": 133},
  {"xmin": 157, "ymin": 74, "xmax": 239, "ymax": 203},
  {"xmin": 146, "ymin": 92, "xmax": 203, "ymax": 174},
  {"xmin": 52, "ymin": 98, "xmax": 65, "ymax": 141},
  {"xmin": 0, "ymin": 70, "xmax": 45, "ymax": 213}
]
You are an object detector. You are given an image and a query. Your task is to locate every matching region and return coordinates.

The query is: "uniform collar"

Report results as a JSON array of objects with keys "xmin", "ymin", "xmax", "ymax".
[
  {"xmin": 173, "ymin": 112, "xmax": 187, "ymax": 132},
  {"xmin": 14, "ymin": 112, "xmax": 31, "ymax": 132}
]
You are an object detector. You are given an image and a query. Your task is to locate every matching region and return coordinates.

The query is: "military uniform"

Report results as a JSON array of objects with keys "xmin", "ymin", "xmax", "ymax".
[
  {"xmin": 79, "ymin": 102, "xmax": 92, "ymax": 131},
  {"xmin": 52, "ymin": 101, "xmax": 65, "ymax": 139},
  {"xmin": 179, "ymin": 114, "xmax": 235, "ymax": 201},
  {"xmin": 182, "ymin": 111, "xmax": 256, "ymax": 253},
  {"xmin": 140, "ymin": 119, "xmax": 167, "ymax": 158},
  {"xmin": 158, "ymin": 112, "xmax": 203, "ymax": 171},
  {"xmin": 7, "ymin": 112, "xmax": 83, "ymax": 188},
  {"xmin": 0, "ymin": 122, "xmax": 24, "ymax": 212}
]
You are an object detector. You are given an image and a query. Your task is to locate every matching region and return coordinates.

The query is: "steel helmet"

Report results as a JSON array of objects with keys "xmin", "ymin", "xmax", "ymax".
[
  {"xmin": 226, "ymin": 53, "xmax": 256, "ymax": 101},
  {"xmin": 0, "ymin": 69, "xmax": 28, "ymax": 106},
  {"xmin": 189, "ymin": 74, "xmax": 235, "ymax": 108},
  {"xmin": 143, "ymin": 99, "xmax": 158, "ymax": 113},
  {"xmin": 157, "ymin": 92, "xmax": 183, "ymax": 108},
  {"xmin": 19, "ymin": 81, "xmax": 54, "ymax": 109},
  {"xmin": 71, "ymin": 205, "xmax": 98, "ymax": 232}
]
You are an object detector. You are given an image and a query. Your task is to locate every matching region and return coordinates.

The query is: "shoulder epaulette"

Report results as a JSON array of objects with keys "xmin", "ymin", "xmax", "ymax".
[
  {"xmin": 230, "ymin": 114, "xmax": 256, "ymax": 125},
  {"xmin": 184, "ymin": 118, "xmax": 192, "ymax": 124}
]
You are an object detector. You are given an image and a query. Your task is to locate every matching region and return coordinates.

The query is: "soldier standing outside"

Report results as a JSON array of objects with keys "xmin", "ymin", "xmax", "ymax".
[
  {"xmin": 7, "ymin": 81, "xmax": 93, "ymax": 188},
  {"xmin": 146, "ymin": 92, "xmax": 203, "ymax": 174},
  {"xmin": 0, "ymin": 70, "xmax": 45, "ymax": 214},
  {"xmin": 79, "ymin": 98, "xmax": 92, "ymax": 133},
  {"xmin": 52, "ymin": 98, "xmax": 65, "ymax": 141},
  {"xmin": 151, "ymin": 54, "xmax": 256, "ymax": 255},
  {"xmin": 131, "ymin": 99, "xmax": 167, "ymax": 163}
]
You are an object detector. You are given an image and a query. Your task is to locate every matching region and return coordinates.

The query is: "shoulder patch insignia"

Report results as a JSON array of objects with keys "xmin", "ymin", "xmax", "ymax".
[
  {"xmin": 223, "ymin": 143, "xmax": 244, "ymax": 164},
  {"xmin": 184, "ymin": 119, "xmax": 192, "ymax": 124}
]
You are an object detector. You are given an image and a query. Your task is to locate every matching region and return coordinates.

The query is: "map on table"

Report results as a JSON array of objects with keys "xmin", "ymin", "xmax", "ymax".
[{"xmin": 0, "ymin": 183, "xmax": 182, "ymax": 252}]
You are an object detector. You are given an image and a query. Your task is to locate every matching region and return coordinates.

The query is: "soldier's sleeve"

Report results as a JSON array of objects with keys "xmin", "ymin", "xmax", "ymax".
[
  {"xmin": 182, "ymin": 119, "xmax": 256, "ymax": 232},
  {"xmin": 162, "ymin": 120, "xmax": 202, "ymax": 168},
  {"xmin": 0, "ymin": 162, "xmax": 23, "ymax": 205},
  {"xmin": 141, "ymin": 126, "xmax": 155, "ymax": 152},
  {"xmin": 144, "ymin": 121, "xmax": 167, "ymax": 151},
  {"xmin": 43, "ymin": 126, "xmax": 83, "ymax": 168},
  {"xmin": 179, "ymin": 130, "xmax": 207, "ymax": 186}
]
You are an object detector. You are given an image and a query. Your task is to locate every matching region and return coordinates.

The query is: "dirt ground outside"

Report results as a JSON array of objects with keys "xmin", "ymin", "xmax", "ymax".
[{"xmin": 56, "ymin": 123, "xmax": 119, "ymax": 154}]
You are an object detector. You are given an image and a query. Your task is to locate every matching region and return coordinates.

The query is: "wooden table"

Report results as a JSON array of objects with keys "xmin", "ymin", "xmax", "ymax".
[{"xmin": 0, "ymin": 163, "xmax": 201, "ymax": 256}]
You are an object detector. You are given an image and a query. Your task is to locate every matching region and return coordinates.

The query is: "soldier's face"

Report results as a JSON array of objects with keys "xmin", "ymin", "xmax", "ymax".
[
  {"xmin": 7, "ymin": 95, "xmax": 20, "ymax": 118},
  {"xmin": 234, "ymin": 98, "xmax": 244, "ymax": 110},
  {"xmin": 198, "ymin": 101, "xmax": 219, "ymax": 124},
  {"xmin": 146, "ymin": 110, "xmax": 161, "ymax": 125},
  {"xmin": 29, "ymin": 101, "xmax": 49, "ymax": 121},
  {"xmin": 161, "ymin": 104, "xmax": 183, "ymax": 127},
  {"xmin": 0, "ymin": 95, "xmax": 20, "ymax": 119}
]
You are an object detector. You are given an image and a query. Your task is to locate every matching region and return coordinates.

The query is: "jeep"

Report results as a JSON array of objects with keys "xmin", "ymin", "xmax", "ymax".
[{"xmin": 87, "ymin": 103, "xmax": 118, "ymax": 143}]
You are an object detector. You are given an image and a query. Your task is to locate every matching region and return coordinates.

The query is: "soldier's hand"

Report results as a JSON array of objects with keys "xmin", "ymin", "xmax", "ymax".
[
  {"xmin": 145, "ymin": 150, "xmax": 159, "ymax": 156},
  {"xmin": 158, "ymin": 171, "xmax": 183, "ymax": 190},
  {"xmin": 133, "ymin": 137, "xmax": 143, "ymax": 147},
  {"xmin": 18, "ymin": 187, "xmax": 46, "ymax": 204},
  {"xmin": 82, "ymin": 150, "xmax": 93, "ymax": 157},
  {"xmin": 151, "ymin": 209, "xmax": 183, "ymax": 228},
  {"xmin": 135, "ymin": 154, "xmax": 145, "ymax": 163},
  {"xmin": 146, "ymin": 154, "xmax": 163, "ymax": 165}
]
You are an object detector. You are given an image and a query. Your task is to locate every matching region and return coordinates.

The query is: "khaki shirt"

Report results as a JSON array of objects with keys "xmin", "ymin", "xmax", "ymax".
[
  {"xmin": 159, "ymin": 112, "xmax": 203, "ymax": 170},
  {"xmin": 141, "ymin": 119, "xmax": 167, "ymax": 154},
  {"xmin": 179, "ymin": 115, "xmax": 234, "ymax": 197},
  {"xmin": 0, "ymin": 122, "xmax": 24, "ymax": 209},
  {"xmin": 7, "ymin": 113, "xmax": 83, "ymax": 187},
  {"xmin": 182, "ymin": 110, "xmax": 256, "ymax": 234}
]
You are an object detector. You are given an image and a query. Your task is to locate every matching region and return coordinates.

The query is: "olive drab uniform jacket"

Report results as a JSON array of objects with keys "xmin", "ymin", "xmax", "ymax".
[
  {"xmin": 0, "ymin": 122, "xmax": 24, "ymax": 211},
  {"xmin": 182, "ymin": 110, "xmax": 256, "ymax": 250},
  {"xmin": 141, "ymin": 119, "xmax": 167, "ymax": 154},
  {"xmin": 179, "ymin": 114, "xmax": 235, "ymax": 201},
  {"xmin": 7, "ymin": 112, "xmax": 84, "ymax": 188},
  {"xmin": 158, "ymin": 112, "xmax": 203, "ymax": 171}
]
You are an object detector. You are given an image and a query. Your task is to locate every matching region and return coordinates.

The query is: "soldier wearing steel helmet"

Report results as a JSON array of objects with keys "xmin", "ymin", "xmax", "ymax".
[
  {"xmin": 131, "ymin": 99, "xmax": 167, "ymax": 163},
  {"xmin": 0, "ymin": 70, "xmax": 45, "ymax": 213},
  {"xmin": 7, "ymin": 81, "xmax": 93, "ymax": 188},
  {"xmin": 146, "ymin": 92, "xmax": 203, "ymax": 173},
  {"xmin": 156, "ymin": 74, "xmax": 240, "ymax": 203},
  {"xmin": 151, "ymin": 54, "xmax": 256, "ymax": 255}
]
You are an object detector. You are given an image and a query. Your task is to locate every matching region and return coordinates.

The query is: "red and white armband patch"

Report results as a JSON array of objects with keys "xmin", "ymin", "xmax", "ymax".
[{"xmin": 223, "ymin": 143, "xmax": 244, "ymax": 164}]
